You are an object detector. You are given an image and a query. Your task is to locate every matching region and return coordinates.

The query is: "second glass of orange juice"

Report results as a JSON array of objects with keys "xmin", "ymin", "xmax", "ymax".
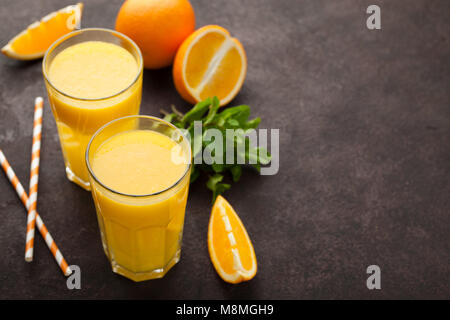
[
  {"xmin": 86, "ymin": 116, "xmax": 191, "ymax": 281},
  {"xmin": 43, "ymin": 28, "xmax": 143, "ymax": 190}
]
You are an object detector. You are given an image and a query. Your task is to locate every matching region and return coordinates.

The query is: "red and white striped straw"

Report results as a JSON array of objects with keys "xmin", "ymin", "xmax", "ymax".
[
  {"xmin": 0, "ymin": 149, "xmax": 72, "ymax": 276},
  {"xmin": 25, "ymin": 97, "xmax": 43, "ymax": 262}
]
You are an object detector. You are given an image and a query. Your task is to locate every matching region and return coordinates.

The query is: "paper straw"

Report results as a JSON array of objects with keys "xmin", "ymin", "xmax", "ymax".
[
  {"xmin": 25, "ymin": 97, "xmax": 44, "ymax": 262},
  {"xmin": 0, "ymin": 149, "xmax": 72, "ymax": 276}
]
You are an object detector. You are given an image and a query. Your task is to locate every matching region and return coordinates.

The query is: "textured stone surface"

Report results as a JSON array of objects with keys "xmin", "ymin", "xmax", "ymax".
[{"xmin": 0, "ymin": 0, "xmax": 449, "ymax": 299}]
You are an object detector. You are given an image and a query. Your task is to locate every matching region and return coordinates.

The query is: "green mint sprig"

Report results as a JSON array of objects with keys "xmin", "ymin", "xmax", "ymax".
[{"xmin": 161, "ymin": 96, "xmax": 271, "ymax": 202}]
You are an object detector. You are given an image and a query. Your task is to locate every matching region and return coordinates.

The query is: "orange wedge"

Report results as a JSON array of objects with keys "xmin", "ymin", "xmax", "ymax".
[
  {"xmin": 208, "ymin": 195, "xmax": 257, "ymax": 284},
  {"xmin": 1, "ymin": 3, "xmax": 83, "ymax": 60},
  {"xmin": 173, "ymin": 25, "xmax": 247, "ymax": 107}
]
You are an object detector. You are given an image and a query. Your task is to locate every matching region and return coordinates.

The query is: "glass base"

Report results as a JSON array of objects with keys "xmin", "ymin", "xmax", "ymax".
[
  {"xmin": 66, "ymin": 166, "xmax": 91, "ymax": 191},
  {"xmin": 110, "ymin": 249, "xmax": 181, "ymax": 282}
]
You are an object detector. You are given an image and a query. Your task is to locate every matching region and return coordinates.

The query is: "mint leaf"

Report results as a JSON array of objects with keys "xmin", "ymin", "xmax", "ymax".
[
  {"xmin": 181, "ymin": 98, "xmax": 212, "ymax": 126},
  {"xmin": 206, "ymin": 174, "xmax": 231, "ymax": 202},
  {"xmin": 203, "ymin": 96, "xmax": 220, "ymax": 126},
  {"xmin": 230, "ymin": 165, "xmax": 242, "ymax": 182}
]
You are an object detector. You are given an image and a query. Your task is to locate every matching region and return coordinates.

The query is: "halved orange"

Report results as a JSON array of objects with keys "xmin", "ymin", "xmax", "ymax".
[
  {"xmin": 1, "ymin": 3, "xmax": 83, "ymax": 60},
  {"xmin": 173, "ymin": 25, "xmax": 247, "ymax": 107},
  {"xmin": 208, "ymin": 195, "xmax": 257, "ymax": 284}
]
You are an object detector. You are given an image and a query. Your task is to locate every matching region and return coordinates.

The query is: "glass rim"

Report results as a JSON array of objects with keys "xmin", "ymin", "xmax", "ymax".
[
  {"xmin": 85, "ymin": 115, "xmax": 192, "ymax": 198},
  {"xmin": 42, "ymin": 27, "xmax": 143, "ymax": 102}
]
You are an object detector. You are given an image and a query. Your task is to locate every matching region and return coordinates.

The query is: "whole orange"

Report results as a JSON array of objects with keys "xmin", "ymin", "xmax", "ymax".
[{"xmin": 115, "ymin": 0, "xmax": 195, "ymax": 69}]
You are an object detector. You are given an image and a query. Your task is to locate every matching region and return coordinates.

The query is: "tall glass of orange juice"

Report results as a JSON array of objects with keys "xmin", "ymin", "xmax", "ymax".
[
  {"xmin": 86, "ymin": 115, "xmax": 191, "ymax": 281},
  {"xmin": 43, "ymin": 28, "xmax": 143, "ymax": 190}
]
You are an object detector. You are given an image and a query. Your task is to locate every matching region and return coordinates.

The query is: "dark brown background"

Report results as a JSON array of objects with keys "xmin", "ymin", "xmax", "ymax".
[{"xmin": 0, "ymin": 0, "xmax": 449, "ymax": 299}]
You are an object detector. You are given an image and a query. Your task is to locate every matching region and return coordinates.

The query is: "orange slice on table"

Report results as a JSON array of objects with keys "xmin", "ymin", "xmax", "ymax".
[
  {"xmin": 1, "ymin": 3, "xmax": 83, "ymax": 60},
  {"xmin": 173, "ymin": 25, "xmax": 247, "ymax": 107},
  {"xmin": 208, "ymin": 195, "xmax": 257, "ymax": 284}
]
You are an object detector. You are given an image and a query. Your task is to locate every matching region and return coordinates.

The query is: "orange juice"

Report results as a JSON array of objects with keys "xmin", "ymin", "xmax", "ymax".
[
  {"xmin": 48, "ymin": 42, "xmax": 138, "ymax": 99},
  {"xmin": 92, "ymin": 131, "xmax": 187, "ymax": 195},
  {"xmin": 43, "ymin": 29, "xmax": 143, "ymax": 190},
  {"xmin": 86, "ymin": 116, "xmax": 191, "ymax": 281}
]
